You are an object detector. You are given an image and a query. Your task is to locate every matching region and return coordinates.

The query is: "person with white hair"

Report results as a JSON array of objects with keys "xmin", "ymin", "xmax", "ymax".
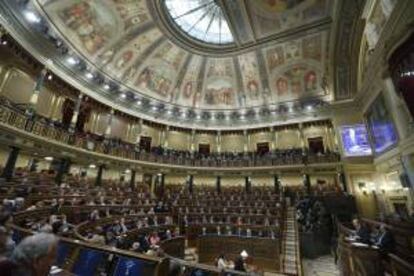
[{"xmin": 9, "ymin": 233, "xmax": 58, "ymax": 276}]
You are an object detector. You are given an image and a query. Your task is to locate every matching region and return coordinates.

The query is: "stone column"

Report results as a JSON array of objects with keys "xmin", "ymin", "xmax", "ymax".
[
  {"xmin": 303, "ymin": 173, "xmax": 311, "ymax": 195},
  {"xmin": 105, "ymin": 109, "xmax": 115, "ymax": 138},
  {"xmin": 383, "ymin": 76, "xmax": 412, "ymax": 140},
  {"xmin": 55, "ymin": 158, "xmax": 71, "ymax": 185},
  {"xmin": 338, "ymin": 170, "xmax": 348, "ymax": 193},
  {"xmin": 69, "ymin": 93, "xmax": 84, "ymax": 133},
  {"xmin": 130, "ymin": 169, "xmax": 136, "ymax": 188},
  {"xmin": 188, "ymin": 175, "xmax": 194, "ymax": 193},
  {"xmin": 273, "ymin": 127, "xmax": 278, "ymax": 151},
  {"xmin": 274, "ymin": 174, "xmax": 280, "ymax": 194},
  {"xmin": 270, "ymin": 127, "xmax": 275, "ymax": 150},
  {"xmin": 47, "ymin": 94, "xmax": 57, "ymax": 118},
  {"xmin": 401, "ymin": 154, "xmax": 414, "ymax": 191},
  {"xmin": 135, "ymin": 118, "xmax": 143, "ymax": 144},
  {"xmin": 365, "ymin": 22, "xmax": 379, "ymax": 50},
  {"xmin": 216, "ymin": 175, "xmax": 221, "ymax": 194},
  {"xmin": 245, "ymin": 176, "xmax": 251, "ymax": 193},
  {"xmin": 243, "ymin": 130, "xmax": 248, "ymax": 153},
  {"xmin": 380, "ymin": 0, "xmax": 396, "ymax": 18},
  {"xmin": 27, "ymin": 68, "xmax": 47, "ymax": 116},
  {"xmin": 324, "ymin": 125, "xmax": 332, "ymax": 152},
  {"xmin": 298, "ymin": 123, "xmax": 306, "ymax": 150},
  {"xmin": 157, "ymin": 173, "xmax": 165, "ymax": 197},
  {"xmin": 1, "ymin": 146, "xmax": 20, "ymax": 181},
  {"xmin": 29, "ymin": 158, "xmax": 39, "ymax": 172},
  {"xmin": 190, "ymin": 129, "xmax": 196, "ymax": 153},
  {"xmin": 95, "ymin": 164, "xmax": 105, "ymax": 186},
  {"xmin": 329, "ymin": 126, "xmax": 339, "ymax": 152},
  {"xmin": 216, "ymin": 131, "xmax": 221, "ymax": 153},
  {"xmin": 163, "ymin": 126, "xmax": 170, "ymax": 148}
]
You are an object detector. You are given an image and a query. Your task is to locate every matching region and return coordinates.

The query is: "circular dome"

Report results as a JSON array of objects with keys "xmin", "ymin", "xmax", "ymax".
[
  {"xmin": 164, "ymin": 0, "xmax": 234, "ymax": 45},
  {"xmin": 2, "ymin": 0, "xmax": 335, "ymax": 128}
]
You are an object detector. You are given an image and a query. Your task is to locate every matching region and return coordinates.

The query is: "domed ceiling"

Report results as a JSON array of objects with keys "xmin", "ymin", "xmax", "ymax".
[
  {"xmin": 36, "ymin": 0, "xmax": 332, "ymax": 109},
  {"xmin": 0, "ymin": 0, "xmax": 349, "ymax": 129}
]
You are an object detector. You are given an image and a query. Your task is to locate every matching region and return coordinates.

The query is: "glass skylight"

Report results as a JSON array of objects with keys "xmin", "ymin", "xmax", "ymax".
[{"xmin": 164, "ymin": 0, "xmax": 234, "ymax": 45}]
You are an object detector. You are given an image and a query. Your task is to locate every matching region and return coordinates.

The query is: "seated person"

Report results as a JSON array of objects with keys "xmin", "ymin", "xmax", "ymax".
[
  {"xmin": 374, "ymin": 223, "xmax": 395, "ymax": 254},
  {"xmin": 130, "ymin": 242, "xmax": 144, "ymax": 253},
  {"xmin": 6, "ymin": 233, "xmax": 58, "ymax": 276},
  {"xmin": 88, "ymin": 227, "xmax": 106, "ymax": 245},
  {"xmin": 216, "ymin": 253, "xmax": 234, "ymax": 270},
  {"xmin": 119, "ymin": 218, "xmax": 128, "ymax": 234},
  {"xmin": 234, "ymin": 250, "xmax": 248, "ymax": 272},
  {"xmin": 352, "ymin": 218, "xmax": 371, "ymax": 244},
  {"xmin": 149, "ymin": 232, "xmax": 160, "ymax": 248},
  {"xmin": 0, "ymin": 212, "xmax": 15, "ymax": 258},
  {"xmin": 138, "ymin": 234, "xmax": 150, "ymax": 252}
]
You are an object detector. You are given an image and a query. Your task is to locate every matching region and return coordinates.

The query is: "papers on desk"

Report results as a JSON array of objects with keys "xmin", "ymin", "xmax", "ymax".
[
  {"xmin": 50, "ymin": 266, "xmax": 63, "ymax": 274},
  {"xmin": 351, "ymin": 242, "xmax": 369, "ymax": 247}
]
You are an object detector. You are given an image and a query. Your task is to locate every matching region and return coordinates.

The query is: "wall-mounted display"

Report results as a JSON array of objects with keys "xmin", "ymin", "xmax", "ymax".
[
  {"xmin": 365, "ymin": 94, "xmax": 398, "ymax": 154},
  {"xmin": 340, "ymin": 124, "xmax": 372, "ymax": 156}
]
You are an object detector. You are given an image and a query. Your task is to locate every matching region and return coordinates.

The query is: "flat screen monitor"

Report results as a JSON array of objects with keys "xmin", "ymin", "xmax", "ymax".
[
  {"xmin": 113, "ymin": 256, "xmax": 156, "ymax": 276},
  {"xmin": 365, "ymin": 94, "xmax": 398, "ymax": 154},
  {"xmin": 340, "ymin": 124, "xmax": 372, "ymax": 156},
  {"xmin": 71, "ymin": 248, "xmax": 107, "ymax": 275},
  {"xmin": 55, "ymin": 241, "xmax": 73, "ymax": 267}
]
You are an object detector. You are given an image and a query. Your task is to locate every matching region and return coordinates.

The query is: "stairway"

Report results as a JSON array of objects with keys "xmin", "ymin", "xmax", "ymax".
[{"xmin": 280, "ymin": 207, "xmax": 301, "ymax": 275}]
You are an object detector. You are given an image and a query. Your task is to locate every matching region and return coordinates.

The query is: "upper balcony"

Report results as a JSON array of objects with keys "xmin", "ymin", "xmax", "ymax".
[{"xmin": 0, "ymin": 97, "xmax": 341, "ymax": 172}]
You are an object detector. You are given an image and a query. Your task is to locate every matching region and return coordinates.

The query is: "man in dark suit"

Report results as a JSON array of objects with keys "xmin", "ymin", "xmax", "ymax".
[
  {"xmin": 352, "ymin": 218, "xmax": 371, "ymax": 244},
  {"xmin": 375, "ymin": 223, "xmax": 395, "ymax": 254}
]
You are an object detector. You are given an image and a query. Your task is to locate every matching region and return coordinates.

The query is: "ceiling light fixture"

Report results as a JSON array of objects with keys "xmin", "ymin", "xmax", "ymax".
[
  {"xmin": 85, "ymin": 72, "xmax": 94, "ymax": 79},
  {"xmin": 44, "ymin": 156, "xmax": 53, "ymax": 161},
  {"xmin": 24, "ymin": 11, "xmax": 41, "ymax": 23},
  {"xmin": 66, "ymin": 56, "xmax": 78, "ymax": 65}
]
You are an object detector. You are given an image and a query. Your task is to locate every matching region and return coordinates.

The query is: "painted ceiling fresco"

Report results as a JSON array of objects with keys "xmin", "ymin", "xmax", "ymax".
[
  {"xmin": 246, "ymin": 0, "xmax": 331, "ymax": 39},
  {"xmin": 36, "ymin": 0, "xmax": 333, "ymax": 110}
]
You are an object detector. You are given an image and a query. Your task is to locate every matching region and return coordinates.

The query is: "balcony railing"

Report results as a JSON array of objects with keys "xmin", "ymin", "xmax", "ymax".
[{"xmin": 0, "ymin": 100, "xmax": 340, "ymax": 168}]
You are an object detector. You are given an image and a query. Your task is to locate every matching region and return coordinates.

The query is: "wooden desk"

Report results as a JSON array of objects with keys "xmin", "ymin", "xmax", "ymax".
[
  {"xmin": 338, "ymin": 239, "xmax": 383, "ymax": 276},
  {"xmin": 160, "ymin": 237, "xmax": 185, "ymax": 259},
  {"xmin": 197, "ymin": 235, "xmax": 280, "ymax": 272}
]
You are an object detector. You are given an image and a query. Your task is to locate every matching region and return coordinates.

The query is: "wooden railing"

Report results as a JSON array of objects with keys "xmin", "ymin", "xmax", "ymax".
[{"xmin": 337, "ymin": 220, "xmax": 414, "ymax": 276}]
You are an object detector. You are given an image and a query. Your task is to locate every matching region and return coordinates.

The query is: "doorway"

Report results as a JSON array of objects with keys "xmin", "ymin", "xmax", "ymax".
[
  {"xmin": 257, "ymin": 142, "xmax": 270, "ymax": 154},
  {"xmin": 139, "ymin": 136, "xmax": 152, "ymax": 152},
  {"xmin": 308, "ymin": 137, "xmax": 324, "ymax": 154},
  {"xmin": 199, "ymin": 144, "xmax": 210, "ymax": 155}
]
